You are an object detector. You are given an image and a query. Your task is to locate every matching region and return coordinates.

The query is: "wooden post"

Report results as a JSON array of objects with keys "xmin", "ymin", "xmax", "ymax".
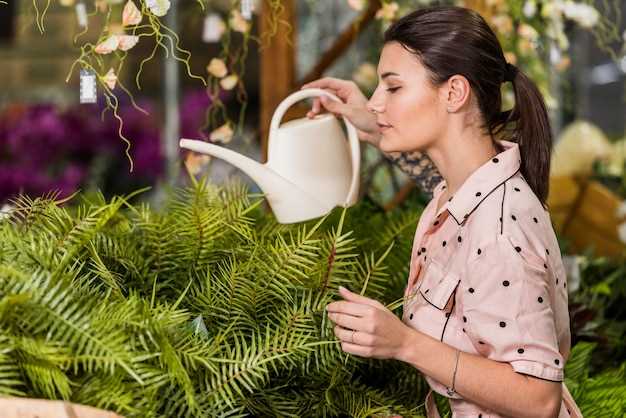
[{"xmin": 259, "ymin": 0, "xmax": 296, "ymax": 163}]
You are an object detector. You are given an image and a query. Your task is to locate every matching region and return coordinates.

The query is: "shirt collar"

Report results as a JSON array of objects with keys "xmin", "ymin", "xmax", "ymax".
[{"xmin": 434, "ymin": 140, "xmax": 521, "ymax": 224}]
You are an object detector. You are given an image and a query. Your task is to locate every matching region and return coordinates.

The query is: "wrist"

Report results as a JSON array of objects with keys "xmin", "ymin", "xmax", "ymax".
[{"xmin": 396, "ymin": 326, "xmax": 423, "ymax": 365}]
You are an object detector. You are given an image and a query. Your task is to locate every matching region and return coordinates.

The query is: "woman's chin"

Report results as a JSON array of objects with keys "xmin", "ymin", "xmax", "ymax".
[{"xmin": 379, "ymin": 134, "xmax": 424, "ymax": 153}]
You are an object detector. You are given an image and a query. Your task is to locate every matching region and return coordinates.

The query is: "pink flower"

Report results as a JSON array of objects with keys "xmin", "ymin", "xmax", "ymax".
[{"xmin": 122, "ymin": 0, "xmax": 142, "ymax": 26}]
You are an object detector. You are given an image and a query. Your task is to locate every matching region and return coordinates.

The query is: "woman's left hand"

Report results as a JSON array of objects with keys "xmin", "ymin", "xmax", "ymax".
[{"xmin": 326, "ymin": 286, "xmax": 413, "ymax": 360}]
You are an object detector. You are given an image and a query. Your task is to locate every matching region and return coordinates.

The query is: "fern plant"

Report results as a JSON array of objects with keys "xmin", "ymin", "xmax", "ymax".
[
  {"xmin": 0, "ymin": 179, "xmax": 624, "ymax": 417},
  {"xmin": 0, "ymin": 179, "xmax": 425, "ymax": 417}
]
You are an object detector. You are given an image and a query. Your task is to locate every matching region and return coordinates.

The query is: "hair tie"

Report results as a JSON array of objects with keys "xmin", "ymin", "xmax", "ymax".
[{"xmin": 504, "ymin": 62, "xmax": 518, "ymax": 82}]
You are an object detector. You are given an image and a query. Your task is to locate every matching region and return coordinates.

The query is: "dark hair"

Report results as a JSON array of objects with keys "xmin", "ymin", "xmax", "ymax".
[{"xmin": 384, "ymin": 6, "xmax": 552, "ymax": 205}]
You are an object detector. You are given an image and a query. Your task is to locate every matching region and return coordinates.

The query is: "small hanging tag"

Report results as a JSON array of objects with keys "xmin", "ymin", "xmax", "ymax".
[
  {"xmin": 241, "ymin": 0, "xmax": 253, "ymax": 20},
  {"xmin": 75, "ymin": 1, "xmax": 88, "ymax": 28},
  {"xmin": 191, "ymin": 315, "xmax": 209, "ymax": 338},
  {"xmin": 79, "ymin": 69, "xmax": 97, "ymax": 104},
  {"xmin": 202, "ymin": 12, "xmax": 225, "ymax": 43}
]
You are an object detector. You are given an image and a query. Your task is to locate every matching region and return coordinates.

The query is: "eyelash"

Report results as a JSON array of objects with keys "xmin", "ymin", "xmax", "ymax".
[{"xmin": 386, "ymin": 87, "xmax": 400, "ymax": 93}]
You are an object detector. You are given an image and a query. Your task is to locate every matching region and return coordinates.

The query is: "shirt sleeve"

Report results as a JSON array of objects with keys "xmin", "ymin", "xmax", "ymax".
[{"xmin": 461, "ymin": 236, "xmax": 564, "ymax": 382}]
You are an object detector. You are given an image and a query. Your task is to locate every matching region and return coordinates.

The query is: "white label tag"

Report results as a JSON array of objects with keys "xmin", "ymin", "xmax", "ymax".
[
  {"xmin": 202, "ymin": 13, "xmax": 224, "ymax": 43},
  {"xmin": 76, "ymin": 2, "xmax": 88, "ymax": 28},
  {"xmin": 80, "ymin": 69, "xmax": 97, "ymax": 104},
  {"xmin": 241, "ymin": 0, "xmax": 253, "ymax": 20}
]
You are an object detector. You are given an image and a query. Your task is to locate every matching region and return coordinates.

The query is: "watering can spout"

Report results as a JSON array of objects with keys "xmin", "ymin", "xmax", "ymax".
[{"xmin": 179, "ymin": 139, "xmax": 333, "ymax": 223}]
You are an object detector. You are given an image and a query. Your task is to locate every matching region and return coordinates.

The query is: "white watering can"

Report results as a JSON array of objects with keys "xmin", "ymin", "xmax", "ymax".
[{"xmin": 179, "ymin": 88, "xmax": 360, "ymax": 224}]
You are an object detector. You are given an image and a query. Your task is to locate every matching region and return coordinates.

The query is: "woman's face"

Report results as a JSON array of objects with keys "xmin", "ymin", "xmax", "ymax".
[{"xmin": 367, "ymin": 41, "xmax": 447, "ymax": 153}]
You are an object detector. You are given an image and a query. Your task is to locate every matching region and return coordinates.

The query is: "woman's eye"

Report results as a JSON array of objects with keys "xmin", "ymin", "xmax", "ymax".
[{"xmin": 386, "ymin": 87, "xmax": 400, "ymax": 93}]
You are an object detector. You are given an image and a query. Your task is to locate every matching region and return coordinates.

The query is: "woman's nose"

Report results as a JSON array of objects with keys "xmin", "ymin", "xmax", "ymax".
[{"xmin": 366, "ymin": 88, "xmax": 386, "ymax": 114}]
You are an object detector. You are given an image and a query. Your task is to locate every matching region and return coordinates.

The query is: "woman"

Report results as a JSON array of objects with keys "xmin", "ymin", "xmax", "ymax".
[{"xmin": 302, "ymin": 6, "xmax": 582, "ymax": 418}]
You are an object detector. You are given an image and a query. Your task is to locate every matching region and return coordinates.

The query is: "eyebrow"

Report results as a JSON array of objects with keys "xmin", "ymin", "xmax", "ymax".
[{"xmin": 380, "ymin": 71, "xmax": 400, "ymax": 80}]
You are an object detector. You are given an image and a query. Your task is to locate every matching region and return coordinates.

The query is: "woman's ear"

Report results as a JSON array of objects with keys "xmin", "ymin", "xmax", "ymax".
[{"xmin": 441, "ymin": 74, "xmax": 471, "ymax": 113}]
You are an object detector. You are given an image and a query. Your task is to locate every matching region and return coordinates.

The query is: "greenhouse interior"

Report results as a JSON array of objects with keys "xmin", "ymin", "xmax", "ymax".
[{"xmin": 0, "ymin": 0, "xmax": 625, "ymax": 417}]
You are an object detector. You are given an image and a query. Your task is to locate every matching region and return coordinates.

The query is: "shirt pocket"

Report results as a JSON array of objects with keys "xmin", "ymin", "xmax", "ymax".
[{"xmin": 418, "ymin": 259, "xmax": 461, "ymax": 310}]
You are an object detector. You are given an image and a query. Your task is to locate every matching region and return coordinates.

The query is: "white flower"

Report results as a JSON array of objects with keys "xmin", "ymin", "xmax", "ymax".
[
  {"xmin": 523, "ymin": 1, "xmax": 537, "ymax": 18},
  {"xmin": 220, "ymin": 74, "xmax": 239, "ymax": 90},
  {"xmin": 94, "ymin": 36, "xmax": 120, "ymax": 54},
  {"xmin": 561, "ymin": 1, "xmax": 599, "ymax": 29},
  {"xmin": 518, "ymin": 23, "xmax": 539, "ymax": 41},
  {"xmin": 0, "ymin": 203, "xmax": 13, "ymax": 220},
  {"xmin": 207, "ymin": 58, "xmax": 228, "ymax": 78},
  {"xmin": 146, "ymin": 0, "xmax": 170, "ymax": 17},
  {"xmin": 185, "ymin": 152, "xmax": 212, "ymax": 176},
  {"xmin": 375, "ymin": 2, "xmax": 399, "ymax": 21},
  {"xmin": 210, "ymin": 123, "xmax": 234, "ymax": 144},
  {"xmin": 117, "ymin": 34, "xmax": 139, "ymax": 51},
  {"xmin": 229, "ymin": 9, "xmax": 250, "ymax": 33},
  {"xmin": 347, "ymin": 0, "xmax": 365, "ymax": 11},
  {"xmin": 122, "ymin": 0, "xmax": 142, "ymax": 26},
  {"xmin": 94, "ymin": 34, "xmax": 138, "ymax": 54},
  {"xmin": 202, "ymin": 13, "xmax": 226, "ymax": 43},
  {"xmin": 103, "ymin": 68, "xmax": 117, "ymax": 89},
  {"xmin": 492, "ymin": 14, "xmax": 513, "ymax": 35}
]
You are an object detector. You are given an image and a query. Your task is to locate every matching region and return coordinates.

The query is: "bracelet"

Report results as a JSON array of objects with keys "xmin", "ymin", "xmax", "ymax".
[{"xmin": 446, "ymin": 349, "xmax": 461, "ymax": 397}]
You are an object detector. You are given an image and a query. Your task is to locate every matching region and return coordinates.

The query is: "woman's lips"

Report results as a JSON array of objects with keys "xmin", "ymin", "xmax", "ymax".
[{"xmin": 378, "ymin": 123, "xmax": 392, "ymax": 131}]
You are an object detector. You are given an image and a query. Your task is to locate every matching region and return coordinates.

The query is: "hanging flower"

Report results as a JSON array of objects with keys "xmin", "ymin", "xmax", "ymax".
[
  {"xmin": 219, "ymin": 74, "xmax": 239, "ymax": 90},
  {"xmin": 207, "ymin": 58, "xmax": 228, "ymax": 78},
  {"xmin": 202, "ymin": 13, "xmax": 226, "ymax": 43},
  {"xmin": 504, "ymin": 52, "xmax": 517, "ymax": 65},
  {"xmin": 122, "ymin": 0, "xmax": 142, "ymax": 26},
  {"xmin": 146, "ymin": 0, "xmax": 170, "ymax": 17},
  {"xmin": 491, "ymin": 14, "xmax": 513, "ymax": 35},
  {"xmin": 94, "ymin": 34, "xmax": 139, "ymax": 54},
  {"xmin": 210, "ymin": 123, "xmax": 234, "ymax": 144},
  {"xmin": 94, "ymin": 36, "xmax": 120, "ymax": 54},
  {"xmin": 347, "ymin": 0, "xmax": 365, "ymax": 12},
  {"xmin": 375, "ymin": 2, "xmax": 399, "ymax": 21},
  {"xmin": 185, "ymin": 152, "xmax": 211, "ymax": 176},
  {"xmin": 561, "ymin": 2, "xmax": 599, "ymax": 29},
  {"xmin": 102, "ymin": 68, "xmax": 118, "ymax": 89},
  {"xmin": 117, "ymin": 34, "xmax": 139, "ymax": 51},
  {"xmin": 518, "ymin": 23, "xmax": 539, "ymax": 42},
  {"xmin": 229, "ymin": 9, "xmax": 250, "ymax": 33},
  {"xmin": 523, "ymin": 0, "xmax": 537, "ymax": 18}
]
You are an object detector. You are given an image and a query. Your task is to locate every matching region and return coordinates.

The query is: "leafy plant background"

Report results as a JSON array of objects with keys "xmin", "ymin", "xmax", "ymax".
[{"xmin": 0, "ymin": 179, "xmax": 624, "ymax": 417}]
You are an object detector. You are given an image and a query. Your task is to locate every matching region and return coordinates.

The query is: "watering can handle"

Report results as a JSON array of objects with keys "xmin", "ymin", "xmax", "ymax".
[{"xmin": 269, "ymin": 88, "xmax": 360, "ymax": 205}]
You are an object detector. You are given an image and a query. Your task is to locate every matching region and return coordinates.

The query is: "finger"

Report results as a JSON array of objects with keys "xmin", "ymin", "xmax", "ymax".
[
  {"xmin": 301, "ymin": 77, "xmax": 350, "ymax": 92},
  {"xmin": 319, "ymin": 95, "xmax": 345, "ymax": 114},
  {"xmin": 326, "ymin": 300, "xmax": 371, "ymax": 316},
  {"xmin": 340, "ymin": 341, "xmax": 373, "ymax": 358},
  {"xmin": 327, "ymin": 311, "xmax": 367, "ymax": 331},
  {"xmin": 339, "ymin": 286, "xmax": 385, "ymax": 309},
  {"xmin": 334, "ymin": 325, "xmax": 375, "ymax": 346},
  {"xmin": 312, "ymin": 97, "xmax": 320, "ymax": 113}
]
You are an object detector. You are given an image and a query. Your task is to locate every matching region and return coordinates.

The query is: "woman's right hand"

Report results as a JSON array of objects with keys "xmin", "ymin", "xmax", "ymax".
[{"xmin": 300, "ymin": 77, "xmax": 382, "ymax": 147}]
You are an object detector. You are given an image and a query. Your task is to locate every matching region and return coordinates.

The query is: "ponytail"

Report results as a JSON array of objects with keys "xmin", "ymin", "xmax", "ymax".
[{"xmin": 495, "ymin": 66, "xmax": 552, "ymax": 206}]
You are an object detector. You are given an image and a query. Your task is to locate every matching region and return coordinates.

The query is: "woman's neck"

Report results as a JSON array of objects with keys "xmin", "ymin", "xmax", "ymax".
[{"xmin": 426, "ymin": 126, "xmax": 499, "ymax": 198}]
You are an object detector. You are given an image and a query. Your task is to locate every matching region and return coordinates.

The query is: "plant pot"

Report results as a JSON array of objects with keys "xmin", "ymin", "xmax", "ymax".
[{"xmin": 0, "ymin": 398, "xmax": 123, "ymax": 418}]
